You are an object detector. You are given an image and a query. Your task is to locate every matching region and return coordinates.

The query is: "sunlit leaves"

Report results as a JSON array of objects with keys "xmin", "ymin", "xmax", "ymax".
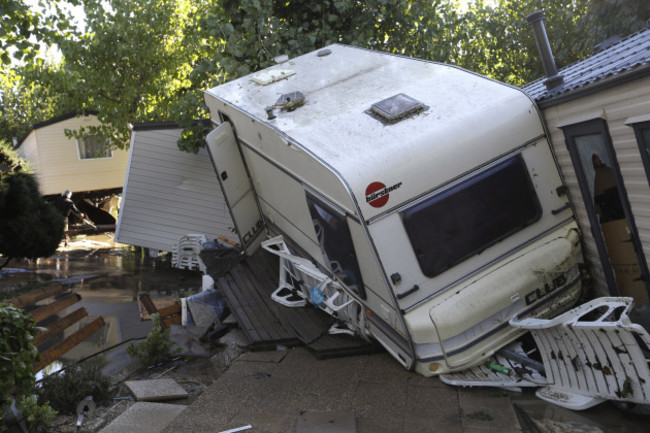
[
  {"xmin": 1, "ymin": 0, "xmax": 77, "ymax": 66},
  {"xmin": 47, "ymin": 0, "xmax": 207, "ymax": 149},
  {"xmin": 3, "ymin": 0, "xmax": 649, "ymax": 152}
]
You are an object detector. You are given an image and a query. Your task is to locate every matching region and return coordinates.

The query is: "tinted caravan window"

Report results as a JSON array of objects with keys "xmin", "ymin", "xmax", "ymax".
[
  {"xmin": 401, "ymin": 154, "xmax": 542, "ymax": 278},
  {"xmin": 306, "ymin": 194, "xmax": 365, "ymax": 298}
]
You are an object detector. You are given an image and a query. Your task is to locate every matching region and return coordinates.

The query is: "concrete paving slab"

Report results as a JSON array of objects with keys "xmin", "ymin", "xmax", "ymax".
[
  {"xmin": 296, "ymin": 410, "xmax": 356, "ymax": 433},
  {"xmin": 98, "ymin": 402, "xmax": 186, "ymax": 433},
  {"xmin": 125, "ymin": 378, "xmax": 189, "ymax": 401},
  {"xmin": 161, "ymin": 348, "xmax": 528, "ymax": 433}
]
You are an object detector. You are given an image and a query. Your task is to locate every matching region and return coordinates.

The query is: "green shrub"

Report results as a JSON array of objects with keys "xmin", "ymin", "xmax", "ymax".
[
  {"xmin": 127, "ymin": 313, "xmax": 181, "ymax": 367},
  {"xmin": 35, "ymin": 361, "xmax": 112, "ymax": 414},
  {"xmin": 0, "ymin": 304, "xmax": 39, "ymax": 401},
  {"xmin": 0, "ymin": 304, "xmax": 56, "ymax": 432},
  {"xmin": 16, "ymin": 395, "xmax": 57, "ymax": 433}
]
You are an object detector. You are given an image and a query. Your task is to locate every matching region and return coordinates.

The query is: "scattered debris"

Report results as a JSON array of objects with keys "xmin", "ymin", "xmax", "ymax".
[
  {"xmin": 74, "ymin": 396, "xmax": 96, "ymax": 433},
  {"xmin": 218, "ymin": 425, "xmax": 253, "ymax": 433},
  {"xmin": 185, "ymin": 289, "xmax": 226, "ymax": 328},
  {"xmin": 510, "ymin": 297, "xmax": 650, "ymax": 410},
  {"xmin": 138, "ymin": 293, "xmax": 181, "ymax": 328}
]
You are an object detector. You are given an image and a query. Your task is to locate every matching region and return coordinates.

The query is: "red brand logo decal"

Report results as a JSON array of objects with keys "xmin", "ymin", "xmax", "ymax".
[{"xmin": 365, "ymin": 181, "xmax": 402, "ymax": 208}]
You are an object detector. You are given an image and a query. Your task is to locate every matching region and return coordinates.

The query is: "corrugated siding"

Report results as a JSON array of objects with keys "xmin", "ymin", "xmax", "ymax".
[
  {"xmin": 31, "ymin": 115, "xmax": 129, "ymax": 195},
  {"xmin": 115, "ymin": 128, "xmax": 234, "ymax": 252},
  {"xmin": 543, "ymin": 75, "xmax": 650, "ymax": 298}
]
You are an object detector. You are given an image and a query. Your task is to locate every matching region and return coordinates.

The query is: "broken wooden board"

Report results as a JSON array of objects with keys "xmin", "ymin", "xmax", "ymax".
[{"xmin": 138, "ymin": 294, "xmax": 181, "ymax": 327}]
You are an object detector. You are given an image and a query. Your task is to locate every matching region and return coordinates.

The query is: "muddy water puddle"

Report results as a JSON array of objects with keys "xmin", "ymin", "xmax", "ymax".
[{"xmin": 0, "ymin": 235, "xmax": 203, "ymax": 366}]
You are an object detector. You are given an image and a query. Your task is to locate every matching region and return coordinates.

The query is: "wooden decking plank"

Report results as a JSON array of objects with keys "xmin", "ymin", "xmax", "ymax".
[
  {"xmin": 222, "ymin": 269, "xmax": 294, "ymax": 348},
  {"xmin": 246, "ymin": 251, "xmax": 340, "ymax": 344},
  {"xmin": 251, "ymin": 251, "xmax": 380, "ymax": 357},
  {"xmin": 229, "ymin": 266, "xmax": 278, "ymax": 341},
  {"xmin": 288, "ymin": 308, "xmax": 331, "ymax": 344},
  {"xmin": 238, "ymin": 258, "xmax": 315, "ymax": 343},
  {"xmin": 217, "ymin": 274, "xmax": 262, "ymax": 342},
  {"xmin": 214, "ymin": 248, "xmax": 376, "ymax": 357},
  {"xmin": 218, "ymin": 254, "xmax": 300, "ymax": 347},
  {"xmin": 233, "ymin": 263, "xmax": 299, "ymax": 344},
  {"xmin": 247, "ymin": 251, "xmax": 281, "ymax": 289}
]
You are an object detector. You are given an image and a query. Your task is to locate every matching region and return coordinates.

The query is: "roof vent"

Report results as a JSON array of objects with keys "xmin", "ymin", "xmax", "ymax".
[
  {"xmin": 274, "ymin": 91, "xmax": 305, "ymax": 111},
  {"xmin": 527, "ymin": 11, "xmax": 564, "ymax": 91},
  {"xmin": 367, "ymin": 93, "xmax": 427, "ymax": 124}
]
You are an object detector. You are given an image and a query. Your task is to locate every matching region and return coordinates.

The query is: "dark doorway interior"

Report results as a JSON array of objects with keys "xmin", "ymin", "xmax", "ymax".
[{"xmin": 563, "ymin": 119, "xmax": 650, "ymax": 305}]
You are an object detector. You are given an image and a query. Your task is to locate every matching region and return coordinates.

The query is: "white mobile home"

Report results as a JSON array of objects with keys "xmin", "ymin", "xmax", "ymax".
[
  {"xmin": 203, "ymin": 44, "xmax": 583, "ymax": 376},
  {"xmin": 16, "ymin": 113, "xmax": 128, "ymax": 196},
  {"xmin": 115, "ymin": 122, "xmax": 234, "ymax": 252},
  {"xmin": 524, "ymin": 22, "xmax": 650, "ymax": 306}
]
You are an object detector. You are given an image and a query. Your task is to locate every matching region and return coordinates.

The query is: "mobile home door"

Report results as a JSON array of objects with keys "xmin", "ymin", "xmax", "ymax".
[{"xmin": 206, "ymin": 122, "xmax": 265, "ymax": 255}]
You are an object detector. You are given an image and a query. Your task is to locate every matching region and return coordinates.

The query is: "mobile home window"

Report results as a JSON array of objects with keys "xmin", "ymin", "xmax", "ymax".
[
  {"xmin": 401, "ymin": 154, "xmax": 542, "ymax": 278},
  {"xmin": 633, "ymin": 121, "xmax": 650, "ymax": 188},
  {"xmin": 77, "ymin": 135, "xmax": 111, "ymax": 159},
  {"xmin": 306, "ymin": 194, "xmax": 365, "ymax": 298}
]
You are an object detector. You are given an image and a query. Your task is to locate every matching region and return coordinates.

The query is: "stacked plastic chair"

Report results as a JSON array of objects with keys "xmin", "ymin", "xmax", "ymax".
[{"xmin": 171, "ymin": 234, "xmax": 208, "ymax": 273}]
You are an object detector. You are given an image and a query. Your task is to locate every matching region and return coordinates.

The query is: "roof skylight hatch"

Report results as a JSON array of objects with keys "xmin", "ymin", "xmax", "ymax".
[{"xmin": 367, "ymin": 93, "xmax": 427, "ymax": 124}]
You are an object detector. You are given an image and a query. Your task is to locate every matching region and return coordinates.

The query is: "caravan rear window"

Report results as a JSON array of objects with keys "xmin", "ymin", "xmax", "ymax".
[{"xmin": 401, "ymin": 154, "xmax": 542, "ymax": 278}]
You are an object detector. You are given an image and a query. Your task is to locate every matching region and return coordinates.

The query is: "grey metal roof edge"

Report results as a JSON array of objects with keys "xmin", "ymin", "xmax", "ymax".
[
  {"xmin": 523, "ymin": 27, "xmax": 650, "ymax": 103},
  {"xmin": 536, "ymin": 65, "xmax": 650, "ymax": 109},
  {"xmin": 129, "ymin": 119, "xmax": 211, "ymax": 131}
]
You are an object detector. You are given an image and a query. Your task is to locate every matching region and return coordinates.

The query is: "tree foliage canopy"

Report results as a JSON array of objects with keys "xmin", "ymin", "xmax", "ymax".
[
  {"xmin": 41, "ymin": 0, "xmax": 205, "ymax": 149},
  {"xmin": 1, "ymin": 0, "xmax": 649, "ymax": 150}
]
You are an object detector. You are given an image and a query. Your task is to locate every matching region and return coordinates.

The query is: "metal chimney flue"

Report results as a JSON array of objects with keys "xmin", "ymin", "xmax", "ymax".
[{"xmin": 527, "ymin": 11, "xmax": 564, "ymax": 90}]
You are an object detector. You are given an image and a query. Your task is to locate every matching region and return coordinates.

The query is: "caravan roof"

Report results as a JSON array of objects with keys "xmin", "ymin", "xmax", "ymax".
[{"xmin": 205, "ymin": 44, "xmax": 545, "ymax": 220}]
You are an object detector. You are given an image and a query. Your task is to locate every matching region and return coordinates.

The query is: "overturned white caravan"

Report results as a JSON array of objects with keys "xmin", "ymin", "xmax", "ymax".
[{"xmin": 202, "ymin": 45, "xmax": 583, "ymax": 378}]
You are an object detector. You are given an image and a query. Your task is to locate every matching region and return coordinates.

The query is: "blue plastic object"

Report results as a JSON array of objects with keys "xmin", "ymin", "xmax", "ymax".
[{"xmin": 309, "ymin": 286, "xmax": 325, "ymax": 307}]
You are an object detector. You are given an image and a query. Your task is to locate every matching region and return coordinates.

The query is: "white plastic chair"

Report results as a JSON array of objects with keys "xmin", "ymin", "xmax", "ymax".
[{"xmin": 172, "ymin": 234, "xmax": 208, "ymax": 273}]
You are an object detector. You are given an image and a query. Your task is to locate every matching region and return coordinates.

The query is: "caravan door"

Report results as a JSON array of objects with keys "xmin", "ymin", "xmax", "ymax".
[{"xmin": 206, "ymin": 122, "xmax": 265, "ymax": 255}]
